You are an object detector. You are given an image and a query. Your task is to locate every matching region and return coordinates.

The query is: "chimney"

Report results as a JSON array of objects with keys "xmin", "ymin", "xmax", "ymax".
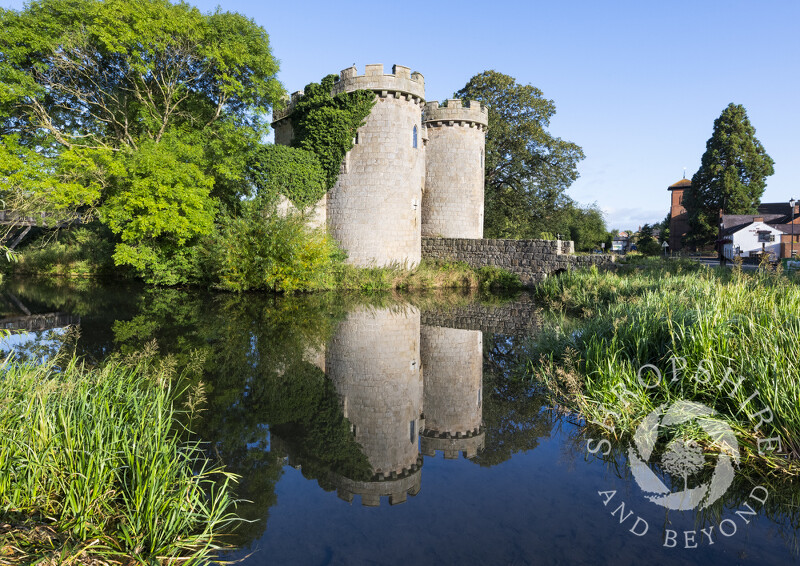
[{"xmin": 754, "ymin": 217, "xmax": 764, "ymax": 223}]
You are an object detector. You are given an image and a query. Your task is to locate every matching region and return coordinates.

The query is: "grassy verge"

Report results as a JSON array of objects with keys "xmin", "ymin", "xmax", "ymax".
[
  {"xmin": 529, "ymin": 259, "xmax": 800, "ymax": 475},
  {"xmin": 324, "ymin": 259, "xmax": 522, "ymax": 293},
  {"xmin": 0, "ymin": 352, "xmax": 238, "ymax": 565}
]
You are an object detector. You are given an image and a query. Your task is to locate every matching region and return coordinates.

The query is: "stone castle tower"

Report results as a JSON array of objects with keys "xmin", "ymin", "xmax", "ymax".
[{"xmin": 272, "ymin": 64, "xmax": 487, "ymax": 267}]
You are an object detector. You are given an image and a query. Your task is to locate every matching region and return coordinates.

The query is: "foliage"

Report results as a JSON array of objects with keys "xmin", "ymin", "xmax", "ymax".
[
  {"xmin": 100, "ymin": 133, "xmax": 218, "ymax": 285},
  {"xmin": 0, "ymin": 0, "xmax": 282, "ymax": 274},
  {"xmin": 684, "ymin": 103, "xmax": 775, "ymax": 246},
  {"xmin": 10, "ymin": 223, "xmax": 121, "ymax": 278},
  {"xmin": 249, "ymin": 144, "xmax": 327, "ymax": 210},
  {"xmin": 566, "ymin": 203, "xmax": 611, "ymax": 252},
  {"xmin": 531, "ymin": 260, "xmax": 800, "ymax": 474},
  {"xmin": 454, "ymin": 71, "xmax": 584, "ymax": 239},
  {"xmin": 0, "ymin": 353, "xmax": 239, "ymax": 564},
  {"xmin": 290, "ymin": 74, "xmax": 375, "ymax": 189},
  {"xmin": 207, "ymin": 202, "xmax": 342, "ymax": 293},
  {"xmin": 477, "ymin": 265, "xmax": 523, "ymax": 291}
]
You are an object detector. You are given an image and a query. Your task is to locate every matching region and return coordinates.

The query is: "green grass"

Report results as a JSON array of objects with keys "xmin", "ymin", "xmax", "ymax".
[
  {"xmin": 0, "ymin": 352, "xmax": 239, "ymax": 564},
  {"xmin": 529, "ymin": 259, "xmax": 800, "ymax": 475},
  {"xmin": 324, "ymin": 259, "xmax": 522, "ymax": 293}
]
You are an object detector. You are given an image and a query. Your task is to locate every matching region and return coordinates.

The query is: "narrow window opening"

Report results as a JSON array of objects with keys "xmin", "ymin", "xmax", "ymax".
[
  {"xmin": 410, "ymin": 420, "xmax": 416, "ymax": 443},
  {"xmin": 413, "ymin": 125, "xmax": 418, "ymax": 149}
]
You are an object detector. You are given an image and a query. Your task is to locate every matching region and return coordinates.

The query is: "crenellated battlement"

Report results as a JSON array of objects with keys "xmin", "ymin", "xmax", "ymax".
[
  {"xmin": 330, "ymin": 463, "xmax": 423, "ymax": 507},
  {"xmin": 332, "ymin": 63, "xmax": 425, "ymax": 104},
  {"xmin": 423, "ymin": 99, "xmax": 488, "ymax": 129},
  {"xmin": 272, "ymin": 89, "xmax": 304, "ymax": 123},
  {"xmin": 421, "ymin": 429, "xmax": 485, "ymax": 460}
]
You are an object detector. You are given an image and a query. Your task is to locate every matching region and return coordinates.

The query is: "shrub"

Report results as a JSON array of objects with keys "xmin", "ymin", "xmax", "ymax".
[{"xmin": 208, "ymin": 203, "xmax": 342, "ymax": 293}]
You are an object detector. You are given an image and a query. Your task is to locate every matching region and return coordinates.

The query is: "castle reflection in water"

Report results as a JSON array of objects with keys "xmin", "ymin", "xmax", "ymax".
[{"xmin": 289, "ymin": 304, "xmax": 485, "ymax": 507}]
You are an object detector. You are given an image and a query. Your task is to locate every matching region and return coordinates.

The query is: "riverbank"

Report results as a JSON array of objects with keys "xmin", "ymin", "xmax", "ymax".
[
  {"xmin": 7, "ymin": 226, "xmax": 522, "ymax": 293},
  {"xmin": 0, "ymin": 351, "xmax": 238, "ymax": 565},
  {"xmin": 528, "ymin": 258, "xmax": 800, "ymax": 475}
]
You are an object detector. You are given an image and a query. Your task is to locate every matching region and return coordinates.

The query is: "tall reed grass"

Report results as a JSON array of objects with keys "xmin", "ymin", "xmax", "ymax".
[
  {"xmin": 0, "ymin": 354, "xmax": 239, "ymax": 564},
  {"xmin": 531, "ymin": 261, "xmax": 800, "ymax": 474}
]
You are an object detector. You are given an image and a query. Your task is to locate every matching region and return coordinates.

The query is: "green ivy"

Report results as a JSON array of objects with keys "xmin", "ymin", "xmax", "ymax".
[
  {"xmin": 249, "ymin": 144, "xmax": 327, "ymax": 209},
  {"xmin": 290, "ymin": 74, "xmax": 375, "ymax": 190}
]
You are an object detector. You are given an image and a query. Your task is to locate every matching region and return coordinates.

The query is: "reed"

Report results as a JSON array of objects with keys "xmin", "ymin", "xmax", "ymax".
[
  {"xmin": 531, "ymin": 260, "xmax": 800, "ymax": 474},
  {"xmin": 0, "ymin": 354, "xmax": 239, "ymax": 564}
]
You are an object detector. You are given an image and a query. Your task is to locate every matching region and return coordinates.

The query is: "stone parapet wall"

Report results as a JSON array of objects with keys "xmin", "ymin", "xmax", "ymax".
[
  {"xmin": 421, "ymin": 237, "xmax": 615, "ymax": 286},
  {"xmin": 423, "ymin": 99, "xmax": 488, "ymax": 128},
  {"xmin": 332, "ymin": 64, "xmax": 425, "ymax": 102}
]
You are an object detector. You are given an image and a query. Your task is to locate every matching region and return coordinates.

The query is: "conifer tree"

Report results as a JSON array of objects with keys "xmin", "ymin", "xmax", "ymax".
[{"xmin": 685, "ymin": 103, "xmax": 774, "ymax": 246}]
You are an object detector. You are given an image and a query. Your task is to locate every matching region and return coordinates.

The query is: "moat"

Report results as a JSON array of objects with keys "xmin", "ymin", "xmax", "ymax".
[{"xmin": 2, "ymin": 278, "xmax": 799, "ymax": 566}]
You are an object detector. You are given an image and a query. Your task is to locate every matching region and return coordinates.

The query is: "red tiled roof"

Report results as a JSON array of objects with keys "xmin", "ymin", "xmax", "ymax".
[{"xmin": 668, "ymin": 178, "xmax": 692, "ymax": 189}]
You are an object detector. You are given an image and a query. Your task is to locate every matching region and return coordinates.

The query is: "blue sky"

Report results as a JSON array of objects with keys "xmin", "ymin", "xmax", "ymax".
[{"xmin": 4, "ymin": 0, "xmax": 798, "ymax": 230}]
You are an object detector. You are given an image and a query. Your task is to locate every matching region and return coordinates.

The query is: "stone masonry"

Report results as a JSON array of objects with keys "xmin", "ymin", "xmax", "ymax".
[
  {"xmin": 422, "ymin": 100, "xmax": 487, "ymax": 239},
  {"xmin": 422, "ymin": 237, "xmax": 615, "ymax": 286},
  {"xmin": 272, "ymin": 64, "xmax": 485, "ymax": 267}
]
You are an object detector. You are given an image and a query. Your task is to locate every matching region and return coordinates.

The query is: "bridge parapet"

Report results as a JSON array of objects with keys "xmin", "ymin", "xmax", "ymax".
[{"xmin": 421, "ymin": 237, "xmax": 615, "ymax": 286}]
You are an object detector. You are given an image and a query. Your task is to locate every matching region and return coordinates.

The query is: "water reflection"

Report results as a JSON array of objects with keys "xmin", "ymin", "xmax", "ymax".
[{"xmin": 3, "ymin": 280, "xmax": 800, "ymax": 565}]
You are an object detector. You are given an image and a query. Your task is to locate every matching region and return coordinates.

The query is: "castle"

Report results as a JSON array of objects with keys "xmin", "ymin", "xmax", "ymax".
[{"xmin": 272, "ymin": 63, "xmax": 488, "ymax": 267}]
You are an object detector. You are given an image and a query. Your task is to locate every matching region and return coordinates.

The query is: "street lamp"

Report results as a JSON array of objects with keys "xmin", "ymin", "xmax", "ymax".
[{"xmin": 791, "ymin": 198, "xmax": 797, "ymax": 260}]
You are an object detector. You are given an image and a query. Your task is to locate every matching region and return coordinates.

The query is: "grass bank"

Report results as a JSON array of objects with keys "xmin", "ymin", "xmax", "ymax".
[
  {"xmin": 9, "ymin": 224, "xmax": 521, "ymax": 293},
  {"xmin": 529, "ymin": 259, "xmax": 800, "ymax": 475},
  {"xmin": 0, "ymin": 352, "xmax": 238, "ymax": 565}
]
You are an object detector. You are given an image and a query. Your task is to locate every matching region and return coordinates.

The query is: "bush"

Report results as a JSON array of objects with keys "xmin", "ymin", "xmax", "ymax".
[
  {"xmin": 11, "ymin": 223, "xmax": 121, "ymax": 279},
  {"xmin": 208, "ymin": 203, "xmax": 342, "ymax": 293}
]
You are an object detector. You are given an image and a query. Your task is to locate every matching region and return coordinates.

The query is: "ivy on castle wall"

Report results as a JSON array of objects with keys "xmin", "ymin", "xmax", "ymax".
[
  {"xmin": 290, "ymin": 74, "xmax": 376, "ymax": 190},
  {"xmin": 249, "ymin": 144, "xmax": 327, "ymax": 209},
  {"xmin": 249, "ymin": 73, "xmax": 375, "ymax": 210}
]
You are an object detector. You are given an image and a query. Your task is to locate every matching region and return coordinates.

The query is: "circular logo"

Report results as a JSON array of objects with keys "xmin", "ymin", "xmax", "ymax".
[{"xmin": 628, "ymin": 400, "xmax": 740, "ymax": 510}]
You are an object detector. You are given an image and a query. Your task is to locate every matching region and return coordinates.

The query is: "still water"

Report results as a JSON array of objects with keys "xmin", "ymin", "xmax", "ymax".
[{"xmin": 2, "ymin": 278, "xmax": 799, "ymax": 566}]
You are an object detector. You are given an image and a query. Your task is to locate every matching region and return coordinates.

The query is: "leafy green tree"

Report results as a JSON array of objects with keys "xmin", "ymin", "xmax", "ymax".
[
  {"xmin": 454, "ymin": 71, "xmax": 584, "ymax": 238},
  {"xmin": 0, "ymin": 0, "xmax": 282, "ymax": 280},
  {"xmin": 684, "ymin": 103, "xmax": 774, "ymax": 246},
  {"xmin": 566, "ymin": 204, "xmax": 610, "ymax": 252},
  {"xmin": 636, "ymin": 224, "xmax": 661, "ymax": 256}
]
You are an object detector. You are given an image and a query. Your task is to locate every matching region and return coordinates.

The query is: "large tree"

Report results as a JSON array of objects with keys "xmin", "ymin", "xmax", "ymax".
[
  {"xmin": 684, "ymin": 103, "xmax": 774, "ymax": 246},
  {"xmin": 0, "ymin": 0, "xmax": 282, "ymax": 283},
  {"xmin": 454, "ymin": 71, "xmax": 584, "ymax": 239}
]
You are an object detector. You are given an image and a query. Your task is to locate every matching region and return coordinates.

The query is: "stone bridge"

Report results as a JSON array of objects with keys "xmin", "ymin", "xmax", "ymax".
[
  {"xmin": 421, "ymin": 237, "xmax": 615, "ymax": 286},
  {"xmin": 0, "ymin": 312, "xmax": 80, "ymax": 333}
]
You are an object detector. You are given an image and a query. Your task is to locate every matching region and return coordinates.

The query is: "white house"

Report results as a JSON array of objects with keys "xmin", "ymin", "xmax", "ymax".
[{"xmin": 721, "ymin": 220, "xmax": 784, "ymax": 261}]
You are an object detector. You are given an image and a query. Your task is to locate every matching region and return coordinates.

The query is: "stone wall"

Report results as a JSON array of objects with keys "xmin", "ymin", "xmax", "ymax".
[
  {"xmin": 422, "ymin": 100, "xmax": 487, "ymax": 239},
  {"xmin": 421, "ymin": 237, "xmax": 615, "ymax": 286}
]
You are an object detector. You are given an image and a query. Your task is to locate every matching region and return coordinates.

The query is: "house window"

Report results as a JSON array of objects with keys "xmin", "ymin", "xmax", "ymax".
[
  {"xmin": 353, "ymin": 132, "xmax": 359, "ymax": 145},
  {"xmin": 757, "ymin": 231, "xmax": 775, "ymax": 243},
  {"xmin": 412, "ymin": 125, "xmax": 418, "ymax": 148}
]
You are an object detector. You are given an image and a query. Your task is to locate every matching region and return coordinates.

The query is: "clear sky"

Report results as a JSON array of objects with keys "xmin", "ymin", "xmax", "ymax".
[{"xmin": 3, "ymin": 0, "xmax": 799, "ymax": 230}]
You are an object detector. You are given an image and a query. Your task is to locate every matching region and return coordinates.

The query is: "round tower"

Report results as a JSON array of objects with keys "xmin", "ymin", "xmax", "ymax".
[
  {"xmin": 420, "ymin": 325, "xmax": 485, "ymax": 459},
  {"xmin": 422, "ymin": 99, "xmax": 488, "ymax": 239},
  {"xmin": 325, "ymin": 304, "xmax": 423, "ymax": 489},
  {"xmin": 328, "ymin": 64, "xmax": 426, "ymax": 266}
]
